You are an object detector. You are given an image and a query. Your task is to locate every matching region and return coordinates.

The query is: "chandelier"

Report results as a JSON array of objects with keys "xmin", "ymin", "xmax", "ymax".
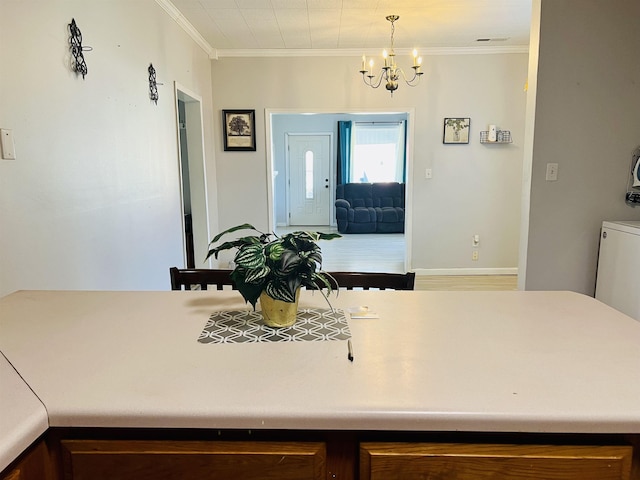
[{"xmin": 359, "ymin": 15, "xmax": 423, "ymax": 97}]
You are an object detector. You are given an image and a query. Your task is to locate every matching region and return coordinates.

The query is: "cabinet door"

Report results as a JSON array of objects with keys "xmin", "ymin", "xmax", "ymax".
[
  {"xmin": 360, "ymin": 442, "xmax": 632, "ymax": 480},
  {"xmin": 61, "ymin": 440, "xmax": 325, "ymax": 480},
  {"xmin": 0, "ymin": 440, "xmax": 52, "ymax": 480}
]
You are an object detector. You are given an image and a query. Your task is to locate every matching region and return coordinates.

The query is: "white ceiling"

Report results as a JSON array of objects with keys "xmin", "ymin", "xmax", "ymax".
[{"xmin": 168, "ymin": 0, "xmax": 532, "ymax": 56}]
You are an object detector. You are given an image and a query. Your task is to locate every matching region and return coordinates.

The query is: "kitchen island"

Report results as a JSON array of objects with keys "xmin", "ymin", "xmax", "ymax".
[{"xmin": 1, "ymin": 289, "xmax": 639, "ymax": 479}]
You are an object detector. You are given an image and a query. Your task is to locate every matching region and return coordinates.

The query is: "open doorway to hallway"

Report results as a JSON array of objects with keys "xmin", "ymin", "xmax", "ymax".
[
  {"xmin": 175, "ymin": 84, "xmax": 210, "ymax": 269},
  {"xmin": 267, "ymin": 110, "xmax": 413, "ymax": 274}
]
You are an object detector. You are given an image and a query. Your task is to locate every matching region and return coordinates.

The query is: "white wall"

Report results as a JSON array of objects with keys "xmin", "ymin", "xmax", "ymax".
[
  {"xmin": 523, "ymin": 0, "xmax": 640, "ymax": 294},
  {"xmin": 211, "ymin": 54, "xmax": 528, "ymax": 273},
  {"xmin": 0, "ymin": 0, "xmax": 217, "ymax": 296}
]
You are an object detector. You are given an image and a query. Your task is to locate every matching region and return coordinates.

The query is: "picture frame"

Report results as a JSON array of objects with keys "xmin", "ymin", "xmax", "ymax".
[
  {"xmin": 443, "ymin": 117, "xmax": 470, "ymax": 144},
  {"xmin": 222, "ymin": 109, "xmax": 256, "ymax": 151}
]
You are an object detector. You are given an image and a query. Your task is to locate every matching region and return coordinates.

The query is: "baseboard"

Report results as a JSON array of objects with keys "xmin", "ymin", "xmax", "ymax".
[{"xmin": 414, "ymin": 267, "xmax": 518, "ymax": 276}]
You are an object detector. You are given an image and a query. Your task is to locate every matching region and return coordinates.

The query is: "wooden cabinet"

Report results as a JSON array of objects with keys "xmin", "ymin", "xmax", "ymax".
[
  {"xmin": 60, "ymin": 439, "xmax": 326, "ymax": 480},
  {"xmin": 0, "ymin": 439, "xmax": 53, "ymax": 480},
  {"xmin": 360, "ymin": 442, "xmax": 633, "ymax": 480},
  {"xmin": 44, "ymin": 430, "xmax": 640, "ymax": 480}
]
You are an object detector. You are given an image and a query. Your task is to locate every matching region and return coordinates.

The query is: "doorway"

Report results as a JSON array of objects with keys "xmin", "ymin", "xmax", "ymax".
[
  {"xmin": 286, "ymin": 134, "xmax": 332, "ymax": 226},
  {"xmin": 175, "ymin": 83, "xmax": 210, "ymax": 269},
  {"xmin": 266, "ymin": 109, "xmax": 415, "ymax": 273}
]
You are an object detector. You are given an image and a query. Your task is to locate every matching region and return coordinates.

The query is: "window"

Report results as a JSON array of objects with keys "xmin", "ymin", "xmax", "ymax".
[
  {"xmin": 350, "ymin": 122, "xmax": 406, "ymax": 183},
  {"xmin": 305, "ymin": 150, "xmax": 314, "ymax": 199}
]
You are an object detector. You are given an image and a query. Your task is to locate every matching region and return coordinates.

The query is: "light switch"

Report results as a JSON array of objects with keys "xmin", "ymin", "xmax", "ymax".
[
  {"xmin": 1, "ymin": 129, "xmax": 16, "ymax": 160},
  {"xmin": 545, "ymin": 163, "xmax": 558, "ymax": 181},
  {"xmin": 425, "ymin": 168, "xmax": 432, "ymax": 179}
]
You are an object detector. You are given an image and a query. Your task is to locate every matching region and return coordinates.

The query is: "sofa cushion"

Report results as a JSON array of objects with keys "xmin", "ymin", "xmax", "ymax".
[
  {"xmin": 375, "ymin": 206, "xmax": 403, "ymax": 223},
  {"xmin": 352, "ymin": 207, "xmax": 376, "ymax": 223},
  {"xmin": 372, "ymin": 182, "xmax": 404, "ymax": 208},
  {"xmin": 342, "ymin": 183, "xmax": 373, "ymax": 208}
]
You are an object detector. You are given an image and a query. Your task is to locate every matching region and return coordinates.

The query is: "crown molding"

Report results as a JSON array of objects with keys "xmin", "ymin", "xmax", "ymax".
[
  {"xmin": 215, "ymin": 45, "xmax": 528, "ymax": 58},
  {"xmin": 155, "ymin": 0, "xmax": 217, "ymax": 60}
]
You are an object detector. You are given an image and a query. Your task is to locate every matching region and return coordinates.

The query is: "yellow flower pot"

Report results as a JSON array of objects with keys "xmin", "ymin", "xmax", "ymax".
[{"xmin": 259, "ymin": 288, "xmax": 300, "ymax": 328}]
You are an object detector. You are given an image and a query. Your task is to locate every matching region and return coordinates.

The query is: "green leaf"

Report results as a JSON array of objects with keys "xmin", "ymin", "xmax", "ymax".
[
  {"xmin": 209, "ymin": 223, "xmax": 258, "ymax": 244},
  {"xmin": 321, "ymin": 271, "xmax": 338, "ymax": 290},
  {"xmin": 205, "ymin": 239, "xmax": 248, "ymax": 260},
  {"xmin": 244, "ymin": 266, "xmax": 270, "ymax": 284},
  {"xmin": 279, "ymin": 250, "xmax": 302, "ymax": 274},
  {"xmin": 267, "ymin": 241, "xmax": 285, "ymax": 261},
  {"xmin": 234, "ymin": 244, "xmax": 266, "ymax": 268},
  {"xmin": 317, "ymin": 232, "xmax": 341, "ymax": 241},
  {"xmin": 265, "ymin": 281, "xmax": 296, "ymax": 303},
  {"xmin": 230, "ymin": 269, "xmax": 264, "ymax": 309},
  {"xmin": 306, "ymin": 250, "xmax": 322, "ymax": 266}
]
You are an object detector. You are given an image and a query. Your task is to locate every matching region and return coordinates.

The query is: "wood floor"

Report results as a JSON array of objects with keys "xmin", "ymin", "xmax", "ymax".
[
  {"xmin": 275, "ymin": 227, "xmax": 518, "ymax": 291},
  {"xmin": 415, "ymin": 275, "xmax": 517, "ymax": 291}
]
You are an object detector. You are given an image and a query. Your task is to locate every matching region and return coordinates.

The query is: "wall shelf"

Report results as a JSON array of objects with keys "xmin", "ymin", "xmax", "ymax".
[{"xmin": 480, "ymin": 130, "xmax": 512, "ymax": 144}]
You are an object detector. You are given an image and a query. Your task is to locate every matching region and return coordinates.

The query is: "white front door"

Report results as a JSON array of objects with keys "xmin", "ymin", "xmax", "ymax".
[{"xmin": 287, "ymin": 134, "xmax": 332, "ymax": 226}]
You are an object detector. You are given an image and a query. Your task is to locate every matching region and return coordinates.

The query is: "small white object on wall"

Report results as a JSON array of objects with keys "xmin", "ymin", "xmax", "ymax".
[
  {"xmin": 1, "ymin": 129, "xmax": 16, "ymax": 160},
  {"xmin": 488, "ymin": 125, "xmax": 497, "ymax": 142}
]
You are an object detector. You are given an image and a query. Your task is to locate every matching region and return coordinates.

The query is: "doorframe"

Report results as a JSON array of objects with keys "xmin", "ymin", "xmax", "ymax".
[
  {"xmin": 285, "ymin": 132, "xmax": 334, "ymax": 227},
  {"xmin": 174, "ymin": 82, "xmax": 212, "ymax": 268},
  {"xmin": 265, "ymin": 108, "xmax": 416, "ymax": 272}
]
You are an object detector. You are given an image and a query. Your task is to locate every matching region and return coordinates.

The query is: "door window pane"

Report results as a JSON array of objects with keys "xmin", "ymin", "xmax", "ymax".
[{"xmin": 305, "ymin": 150, "xmax": 314, "ymax": 199}]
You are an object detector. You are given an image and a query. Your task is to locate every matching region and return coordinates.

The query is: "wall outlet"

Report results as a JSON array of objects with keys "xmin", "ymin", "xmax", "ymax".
[{"xmin": 472, "ymin": 250, "xmax": 479, "ymax": 261}]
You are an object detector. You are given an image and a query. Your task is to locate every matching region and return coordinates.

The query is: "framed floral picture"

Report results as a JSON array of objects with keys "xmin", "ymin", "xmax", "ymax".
[
  {"xmin": 223, "ymin": 109, "xmax": 256, "ymax": 151},
  {"xmin": 443, "ymin": 117, "xmax": 470, "ymax": 144}
]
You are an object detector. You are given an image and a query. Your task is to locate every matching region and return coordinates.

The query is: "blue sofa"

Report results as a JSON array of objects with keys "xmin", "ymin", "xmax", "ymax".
[{"xmin": 335, "ymin": 182, "xmax": 405, "ymax": 233}]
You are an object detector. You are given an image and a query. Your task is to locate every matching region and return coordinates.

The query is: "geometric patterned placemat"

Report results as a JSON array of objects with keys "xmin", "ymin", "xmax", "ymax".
[{"xmin": 198, "ymin": 308, "xmax": 351, "ymax": 344}]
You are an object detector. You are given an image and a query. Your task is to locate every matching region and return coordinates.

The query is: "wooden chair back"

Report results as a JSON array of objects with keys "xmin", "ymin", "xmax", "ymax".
[
  {"xmin": 170, "ymin": 268, "xmax": 415, "ymax": 292},
  {"xmin": 323, "ymin": 271, "xmax": 416, "ymax": 291},
  {"xmin": 169, "ymin": 267, "xmax": 236, "ymax": 291}
]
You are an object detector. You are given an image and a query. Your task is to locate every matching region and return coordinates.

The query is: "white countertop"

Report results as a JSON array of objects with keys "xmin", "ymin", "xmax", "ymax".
[
  {"xmin": 1, "ymin": 289, "xmax": 640, "ymax": 469},
  {"xmin": 0, "ymin": 352, "xmax": 48, "ymax": 472}
]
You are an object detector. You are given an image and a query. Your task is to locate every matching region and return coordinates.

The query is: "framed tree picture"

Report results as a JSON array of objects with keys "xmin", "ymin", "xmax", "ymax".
[
  {"xmin": 443, "ymin": 117, "xmax": 470, "ymax": 144},
  {"xmin": 223, "ymin": 109, "xmax": 256, "ymax": 151}
]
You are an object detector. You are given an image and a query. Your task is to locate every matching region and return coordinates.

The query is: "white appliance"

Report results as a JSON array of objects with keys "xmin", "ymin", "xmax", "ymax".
[{"xmin": 595, "ymin": 221, "xmax": 640, "ymax": 321}]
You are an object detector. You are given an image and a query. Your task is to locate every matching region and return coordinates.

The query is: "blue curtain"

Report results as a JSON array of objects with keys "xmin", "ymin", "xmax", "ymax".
[
  {"xmin": 336, "ymin": 121, "xmax": 352, "ymax": 185},
  {"xmin": 402, "ymin": 120, "xmax": 407, "ymax": 183}
]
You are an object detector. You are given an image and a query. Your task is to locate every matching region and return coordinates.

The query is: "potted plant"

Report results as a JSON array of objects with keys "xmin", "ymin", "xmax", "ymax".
[{"xmin": 206, "ymin": 223, "xmax": 341, "ymax": 327}]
